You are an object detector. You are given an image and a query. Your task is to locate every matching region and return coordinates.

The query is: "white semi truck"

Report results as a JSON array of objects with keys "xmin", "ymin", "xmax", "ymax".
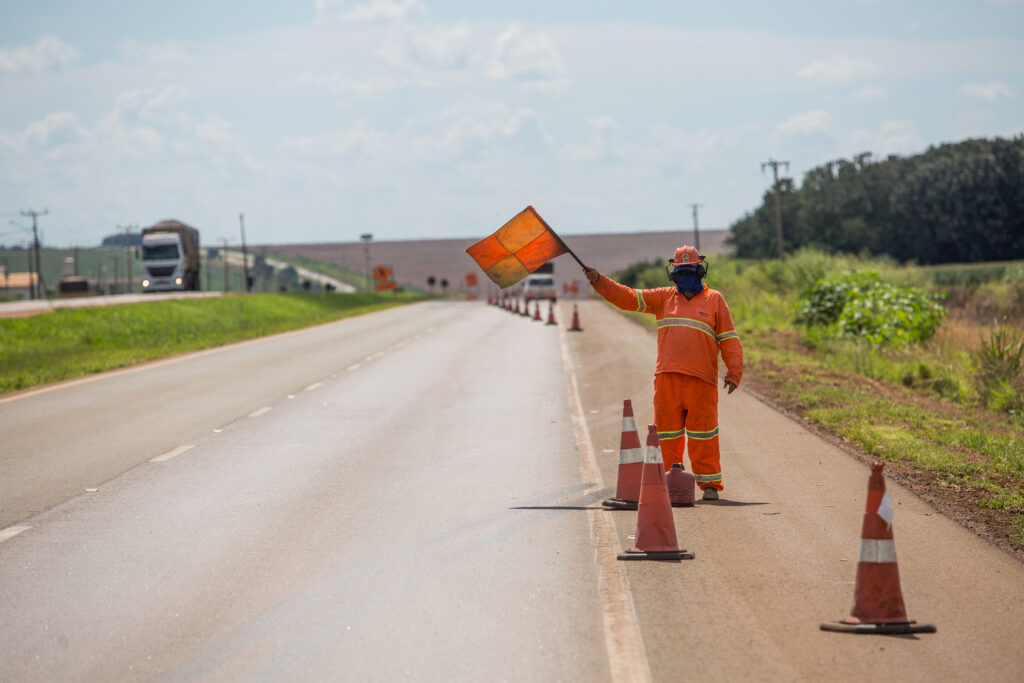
[{"xmin": 140, "ymin": 220, "xmax": 201, "ymax": 292}]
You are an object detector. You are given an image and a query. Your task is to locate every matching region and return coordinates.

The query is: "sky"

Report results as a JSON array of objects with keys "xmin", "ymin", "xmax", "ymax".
[{"xmin": 1, "ymin": 0, "xmax": 1022, "ymax": 248}]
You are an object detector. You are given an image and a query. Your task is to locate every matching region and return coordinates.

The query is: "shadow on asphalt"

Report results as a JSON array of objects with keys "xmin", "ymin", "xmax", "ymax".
[
  {"xmin": 698, "ymin": 499, "xmax": 771, "ymax": 507},
  {"xmin": 508, "ymin": 506, "xmax": 604, "ymax": 511}
]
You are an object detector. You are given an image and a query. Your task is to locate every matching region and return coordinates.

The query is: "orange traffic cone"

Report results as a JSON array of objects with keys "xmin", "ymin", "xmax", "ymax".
[
  {"xmin": 602, "ymin": 399, "xmax": 644, "ymax": 511},
  {"xmin": 568, "ymin": 304, "xmax": 583, "ymax": 332},
  {"xmin": 546, "ymin": 301, "xmax": 556, "ymax": 325},
  {"xmin": 821, "ymin": 462, "xmax": 935, "ymax": 634},
  {"xmin": 618, "ymin": 425, "xmax": 694, "ymax": 561},
  {"xmin": 533, "ymin": 302, "xmax": 542, "ymax": 321}
]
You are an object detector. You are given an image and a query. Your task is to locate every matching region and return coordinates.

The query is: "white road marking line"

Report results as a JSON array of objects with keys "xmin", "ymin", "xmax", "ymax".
[
  {"xmin": 558, "ymin": 311, "xmax": 652, "ymax": 683},
  {"xmin": 150, "ymin": 444, "xmax": 195, "ymax": 463},
  {"xmin": 305, "ymin": 382, "xmax": 323, "ymax": 392},
  {"xmin": 346, "ymin": 364, "xmax": 361, "ymax": 371},
  {"xmin": 287, "ymin": 395, "xmax": 295, "ymax": 399},
  {"xmin": 249, "ymin": 407, "xmax": 272, "ymax": 418},
  {"xmin": 0, "ymin": 525, "xmax": 31, "ymax": 543},
  {"xmin": 85, "ymin": 488, "xmax": 98, "ymax": 492}
]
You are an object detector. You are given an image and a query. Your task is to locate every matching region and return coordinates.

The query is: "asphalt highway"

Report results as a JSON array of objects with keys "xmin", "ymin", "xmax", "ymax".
[
  {"xmin": 0, "ymin": 300, "xmax": 609, "ymax": 680},
  {"xmin": 3, "ymin": 297, "xmax": 1023, "ymax": 681}
]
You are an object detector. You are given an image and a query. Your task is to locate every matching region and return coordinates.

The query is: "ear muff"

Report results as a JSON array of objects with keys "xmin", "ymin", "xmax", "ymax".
[{"xmin": 666, "ymin": 258, "xmax": 709, "ymax": 282}]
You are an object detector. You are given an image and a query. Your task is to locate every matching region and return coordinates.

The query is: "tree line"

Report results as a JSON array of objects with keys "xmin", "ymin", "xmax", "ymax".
[{"xmin": 727, "ymin": 136, "xmax": 1024, "ymax": 264}]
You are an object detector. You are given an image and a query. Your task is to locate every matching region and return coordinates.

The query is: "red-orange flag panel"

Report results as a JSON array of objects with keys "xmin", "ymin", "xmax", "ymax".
[{"xmin": 465, "ymin": 206, "xmax": 568, "ymax": 288}]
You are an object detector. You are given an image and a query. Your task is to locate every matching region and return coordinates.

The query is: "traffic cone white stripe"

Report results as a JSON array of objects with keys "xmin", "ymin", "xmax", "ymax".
[
  {"xmin": 619, "ymin": 446, "xmax": 643, "ymax": 465},
  {"xmin": 859, "ymin": 539, "xmax": 898, "ymax": 563}
]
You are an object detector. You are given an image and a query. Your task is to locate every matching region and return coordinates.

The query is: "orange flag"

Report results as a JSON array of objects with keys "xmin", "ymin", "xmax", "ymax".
[{"xmin": 465, "ymin": 206, "xmax": 568, "ymax": 288}]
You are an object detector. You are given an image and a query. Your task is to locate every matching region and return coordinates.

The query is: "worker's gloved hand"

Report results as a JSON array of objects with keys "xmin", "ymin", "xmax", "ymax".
[
  {"xmin": 723, "ymin": 380, "xmax": 737, "ymax": 395},
  {"xmin": 582, "ymin": 266, "xmax": 599, "ymax": 283}
]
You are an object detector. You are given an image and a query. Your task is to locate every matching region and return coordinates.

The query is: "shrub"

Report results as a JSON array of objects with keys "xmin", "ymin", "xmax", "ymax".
[
  {"xmin": 973, "ymin": 323, "xmax": 1024, "ymax": 414},
  {"xmin": 795, "ymin": 270, "xmax": 946, "ymax": 347}
]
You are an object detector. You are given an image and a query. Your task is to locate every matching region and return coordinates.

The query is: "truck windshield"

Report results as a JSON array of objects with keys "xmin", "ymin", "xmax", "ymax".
[{"xmin": 143, "ymin": 244, "xmax": 180, "ymax": 260}]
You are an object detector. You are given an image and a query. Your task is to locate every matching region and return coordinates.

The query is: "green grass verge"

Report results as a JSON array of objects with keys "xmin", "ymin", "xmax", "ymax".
[{"xmin": 0, "ymin": 292, "xmax": 428, "ymax": 394}]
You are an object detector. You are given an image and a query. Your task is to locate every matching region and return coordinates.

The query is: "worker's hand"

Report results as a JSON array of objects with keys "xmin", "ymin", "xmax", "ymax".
[
  {"xmin": 582, "ymin": 266, "xmax": 600, "ymax": 283},
  {"xmin": 723, "ymin": 379, "xmax": 737, "ymax": 395}
]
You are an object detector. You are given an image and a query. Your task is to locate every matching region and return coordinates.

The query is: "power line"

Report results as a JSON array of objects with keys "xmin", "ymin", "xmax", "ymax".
[{"xmin": 761, "ymin": 158, "xmax": 790, "ymax": 260}]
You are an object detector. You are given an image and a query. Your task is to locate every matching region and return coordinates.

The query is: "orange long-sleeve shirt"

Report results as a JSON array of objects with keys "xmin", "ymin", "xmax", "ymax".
[{"xmin": 592, "ymin": 273, "xmax": 743, "ymax": 387}]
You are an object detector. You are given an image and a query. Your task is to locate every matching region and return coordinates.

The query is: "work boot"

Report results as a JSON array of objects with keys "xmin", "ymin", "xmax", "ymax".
[{"xmin": 702, "ymin": 487, "xmax": 719, "ymax": 501}]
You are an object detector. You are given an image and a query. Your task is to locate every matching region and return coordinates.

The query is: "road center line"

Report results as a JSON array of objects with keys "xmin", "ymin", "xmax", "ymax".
[
  {"xmin": 150, "ymin": 444, "xmax": 195, "ymax": 463},
  {"xmin": 249, "ymin": 407, "xmax": 272, "ymax": 418},
  {"xmin": 305, "ymin": 382, "xmax": 323, "ymax": 392},
  {"xmin": 0, "ymin": 525, "xmax": 31, "ymax": 543},
  {"xmin": 558, "ymin": 309, "xmax": 652, "ymax": 683}
]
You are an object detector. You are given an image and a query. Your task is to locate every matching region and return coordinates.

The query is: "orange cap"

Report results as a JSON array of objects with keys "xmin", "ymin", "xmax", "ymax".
[{"xmin": 670, "ymin": 246, "xmax": 702, "ymax": 266}]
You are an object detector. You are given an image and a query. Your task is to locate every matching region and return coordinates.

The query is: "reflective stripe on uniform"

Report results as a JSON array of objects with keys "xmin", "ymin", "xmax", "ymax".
[
  {"xmin": 859, "ymin": 538, "xmax": 898, "ymax": 563},
  {"xmin": 636, "ymin": 290, "xmax": 647, "ymax": 313},
  {"xmin": 716, "ymin": 330, "xmax": 739, "ymax": 343},
  {"xmin": 656, "ymin": 317, "xmax": 716, "ymax": 340},
  {"xmin": 685, "ymin": 426, "xmax": 719, "ymax": 440},
  {"xmin": 694, "ymin": 472, "xmax": 722, "ymax": 483},
  {"xmin": 657, "ymin": 428, "xmax": 685, "ymax": 442}
]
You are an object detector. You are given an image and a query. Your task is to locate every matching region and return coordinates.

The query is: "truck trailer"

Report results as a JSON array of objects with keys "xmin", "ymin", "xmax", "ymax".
[{"xmin": 140, "ymin": 220, "xmax": 200, "ymax": 292}]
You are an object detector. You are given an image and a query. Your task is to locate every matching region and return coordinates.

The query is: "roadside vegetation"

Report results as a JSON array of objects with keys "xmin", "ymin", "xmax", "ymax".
[
  {"xmin": 0, "ymin": 292, "xmax": 428, "ymax": 394},
  {"xmin": 613, "ymin": 250, "xmax": 1024, "ymax": 552}
]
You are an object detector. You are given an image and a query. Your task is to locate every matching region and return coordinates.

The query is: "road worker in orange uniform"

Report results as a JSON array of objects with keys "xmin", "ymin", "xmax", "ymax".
[{"xmin": 582, "ymin": 246, "xmax": 743, "ymax": 501}]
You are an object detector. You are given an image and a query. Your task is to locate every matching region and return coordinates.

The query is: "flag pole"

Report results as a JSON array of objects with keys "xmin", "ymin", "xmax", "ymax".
[{"xmin": 528, "ymin": 206, "xmax": 587, "ymax": 269}]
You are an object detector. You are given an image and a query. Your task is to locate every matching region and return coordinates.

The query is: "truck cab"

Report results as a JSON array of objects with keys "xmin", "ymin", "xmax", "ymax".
[{"xmin": 140, "ymin": 220, "xmax": 200, "ymax": 292}]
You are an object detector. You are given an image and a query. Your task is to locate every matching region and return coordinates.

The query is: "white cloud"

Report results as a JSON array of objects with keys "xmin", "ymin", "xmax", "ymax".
[
  {"xmin": 853, "ymin": 86, "xmax": 886, "ymax": 101},
  {"xmin": 487, "ymin": 23, "xmax": 568, "ymax": 91},
  {"xmin": 797, "ymin": 54, "xmax": 879, "ymax": 83},
  {"xmin": 960, "ymin": 80, "xmax": 1012, "ymax": 102},
  {"xmin": 295, "ymin": 71, "xmax": 398, "ymax": 93},
  {"xmin": 316, "ymin": 0, "xmax": 425, "ymax": 22},
  {"xmin": 376, "ymin": 23, "xmax": 477, "ymax": 71},
  {"xmin": 844, "ymin": 120, "xmax": 921, "ymax": 158},
  {"xmin": 0, "ymin": 35, "xmax": 79, "ymax": 75},
  {"xmin": 121, "ymin": 39, "xmax": 191, "ymax": 67},
  {"xmin": 24, "ymin": 112, "xmax": 88, "ymax": 148},
  {"xmin": 282, "ymin": 121, "xmax": 388, "ymax": 157},
  {"xmin": 777, "ymin": 109, "xmax": 833, "ymax": 134},
  {"xmin": 563, "ymin": 116, "xmax": 623, "ymax": 163}
]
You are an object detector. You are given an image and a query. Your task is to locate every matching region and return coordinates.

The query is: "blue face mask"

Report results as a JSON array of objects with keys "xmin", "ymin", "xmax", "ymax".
[{"xmin": 673, "ymin": 266, "xmax": 704, "ymax": 294}]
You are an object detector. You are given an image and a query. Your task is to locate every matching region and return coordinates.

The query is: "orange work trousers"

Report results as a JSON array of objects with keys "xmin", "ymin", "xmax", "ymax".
[{"xmin": 653, "ymin": 372, "xmax": 722, "ymax": 490}]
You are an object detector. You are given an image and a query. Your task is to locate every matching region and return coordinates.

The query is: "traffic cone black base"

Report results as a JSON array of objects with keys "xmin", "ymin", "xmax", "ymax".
[
  {"xmin": 617, "ymin": 548, "xmax": 694, "ymax": 561},
  {"xmin": 601, "ymin": 498, "xmax": 639, "ymax": 511},
  {"xmin": 820, "ymin": 620, "xmax": 936, "ymax": 635}
]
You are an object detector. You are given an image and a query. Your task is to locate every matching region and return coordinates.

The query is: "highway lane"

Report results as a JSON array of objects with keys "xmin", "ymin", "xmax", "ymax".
[
  {"xmin": 0, "ymin": 301, "xmax": 612, "ymax": 680},
  {"xmin": 1, "ymin": 301, "xmax": 464, "ymax": 527}
]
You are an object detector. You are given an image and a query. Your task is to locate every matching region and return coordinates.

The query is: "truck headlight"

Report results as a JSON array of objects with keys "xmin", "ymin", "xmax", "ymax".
[
  {"xmin": 142, "ymin": 279, "xmax": 150, "ymax": 287},
  {"xmin": 175, "ymin": 278, "xmax": 182, "ymax": 285}
]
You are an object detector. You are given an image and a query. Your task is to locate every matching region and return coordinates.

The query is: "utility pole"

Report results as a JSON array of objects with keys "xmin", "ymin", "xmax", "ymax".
[
  {"xmin": 239, "ymin": 213, "xmax": 251, "ymax": 292},
  {"xmin": 21, "ymin": 208, "xmax": 47, "ymax": 299},
  {"xmin": 689, "ymin": 203, "xmax": 704, "ymax": 252},
  {"xmin": 221, "ymin": 238, "xmax": 230, "ymax": 293},
  {"xmin": 761, "ymin": 158, "xmax": 790, "ymax": 260},
  {"xmin": 118, "ymin": 224, "xmax": 137, "ymax": 294},
  {"xmin": 360, "ymin": 233, "xmax": 373, "ymax": 293}
]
